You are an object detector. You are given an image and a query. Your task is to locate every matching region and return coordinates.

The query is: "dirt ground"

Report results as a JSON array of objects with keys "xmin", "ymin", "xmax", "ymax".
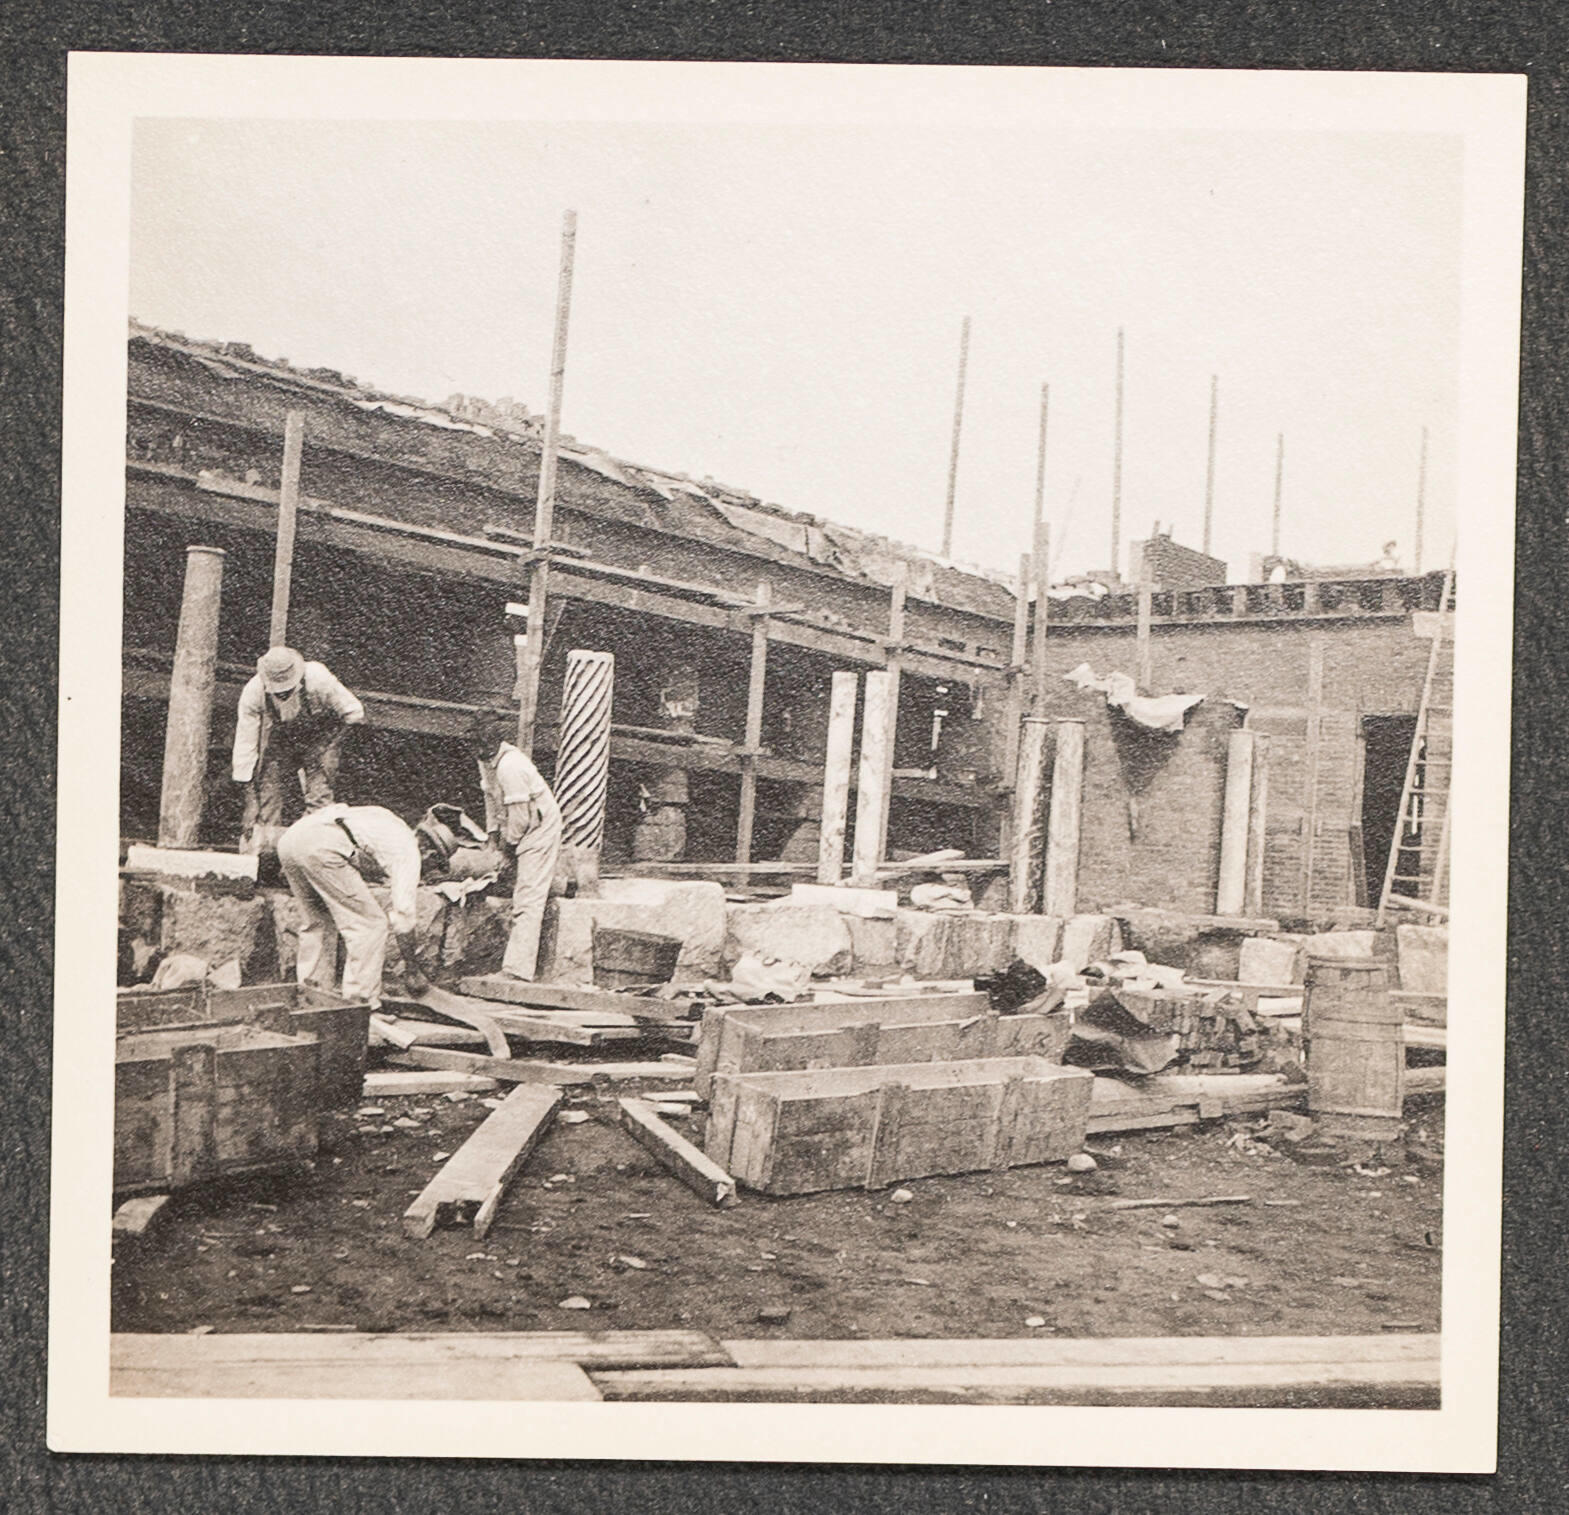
[{"xmin": 112, "ymin": 1071, "xmax": 1444, "ymax": 1343}]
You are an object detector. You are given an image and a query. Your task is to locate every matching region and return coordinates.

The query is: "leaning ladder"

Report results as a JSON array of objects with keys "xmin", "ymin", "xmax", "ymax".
[{"xmin": 1375, "ymin": 560, "xmax": 1457, "ymax": 925}]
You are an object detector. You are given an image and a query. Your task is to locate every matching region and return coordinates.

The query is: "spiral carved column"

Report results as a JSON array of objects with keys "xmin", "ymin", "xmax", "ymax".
[{"xmin": 554, "ymin": 649, "xmax": 614, "ymax": 896}]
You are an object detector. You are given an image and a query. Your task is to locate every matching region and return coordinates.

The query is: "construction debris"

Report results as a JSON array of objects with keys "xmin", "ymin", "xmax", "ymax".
[{"xmin": 617, "ymin": 1097, "xmax": 738, "ymax": 1207}]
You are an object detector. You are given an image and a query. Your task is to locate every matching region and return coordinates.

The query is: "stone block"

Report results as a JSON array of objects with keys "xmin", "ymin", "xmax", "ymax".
[
  {"xmin": 893, "ymin": 910, "xmax": 1013, "ymax": 980},
  {"xmin": 789, "ymin": 882, "xmax": 898, "ymax": 919},
  {"xmin": 1060, "ymin": 914, "xmax": 1121, "ymax": 972},
  {"xmin": 442, "ymin": 895, "xmax": 512, "ymax": 976},
  {"xmin": 845, "ymin": 914, "xmax": 899, "ymax": 975},
  {"xmin": 1003, "ymin": 915, "xmax": 1063, "ymax": 974},
  {"xmin": 1300, "ymin": 930, "xmax": 1381, "ymax": 963},
  {"xmin": 724, "ymin": 902, "xmax": 854, "ymax": 979},
  {"xmin": 375, "ymin": 886, "xmax": 448, "ymax": 978},
  {"xmin": 895, "ymin": 910, "xmax": 953, "ymax": 979},
  {"xmin": 1188, "ymin": 939, "xmax": 1241, "ymax": 981},
  {"xmin": 536, "ymin": 897, "xmax": 598, "ymax": 987},
  {"xmin": 118, "ymin": 877, "xmax": 164, "ymax": 940},
  {"xmin": 1239, "ymin": 936, "xmax": 1305, "ymax": 986},
  {"xmin": 1395, "ymin": 925, "xmax": 1448, "ymax": 995},
  {"xmin": 159, "ymin": 888, "xmax": 276, "ymax": 984},
  {"xmin": 596, "ymin": 879, "xmax": 727, "ymax": 978}
]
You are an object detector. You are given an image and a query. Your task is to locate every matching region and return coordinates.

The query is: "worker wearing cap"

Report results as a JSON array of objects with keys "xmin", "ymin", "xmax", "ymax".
[
  {"xmin": 277, "ymin": 803, "xmax": 430, "ymax": 1006},
  {"xmin": 233, "ymin": 647, "xmax": 365, "ymax": 848},
  {"xmin": 468, "ymin": 712, "xmax": 562, "ymax": 980}
]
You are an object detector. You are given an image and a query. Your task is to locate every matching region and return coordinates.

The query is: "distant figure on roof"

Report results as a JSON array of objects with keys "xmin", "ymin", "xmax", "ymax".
[
  {"xmin": 1375, "ymin": 540, "xmax": 1402, "ymax": 573},
  {"xmin": 232, "ymin": 646, "xmax": 364, "ymax": 853},
  {"xmin": 469, "ymin": 711, "xmax": 563, "ymax": 982}
]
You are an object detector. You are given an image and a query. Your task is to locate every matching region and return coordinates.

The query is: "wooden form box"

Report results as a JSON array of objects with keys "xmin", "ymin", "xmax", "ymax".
[
  {"xmin": 705, "ymin": 1056, "xmax": 1093, "ymax": 1196},
  {"xmin": 115, "ymin": 1022, "xmax": 320, "ymax": 1195},
  {"xmin": 117, "ymin": 982, "xmax": 371, "ymax": 1107},
  {"xmin": 695, "ymin": 993, "xmax": 1069, "ymax": 1099}
]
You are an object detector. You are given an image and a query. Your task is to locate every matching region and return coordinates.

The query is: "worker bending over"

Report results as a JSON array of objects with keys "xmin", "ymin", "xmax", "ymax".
[
  {"xmin": 233, "ymin": 646, "xmax": 364, "ymax": 850},
  {"xmin": 277, "ymin": 803, "xmax": 429, "ymax": 1007},
  {"xmin": 469, "ymin": 712, "xmax": 562, "ymax": 980}
]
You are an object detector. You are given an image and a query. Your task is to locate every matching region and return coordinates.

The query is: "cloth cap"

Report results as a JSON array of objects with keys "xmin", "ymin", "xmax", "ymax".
[
  {"xmin": 258, "ymin": 646, "xmax": 305, "ymax": 693},
  {"xmin": 414, "ymin": 813, "xmax": 461, "ymax": 863}
]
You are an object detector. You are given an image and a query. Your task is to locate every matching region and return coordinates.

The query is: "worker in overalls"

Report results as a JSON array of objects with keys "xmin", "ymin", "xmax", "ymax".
[
  {"xmin": 277, "ymin": 802, "xmax": 432, "ymax": 1007},
  {"xmin": 232, "ymin": 646, "xmax": 365, "ymax": 852},
  {"xmin": 468, "ymin": 712, "xmax": 563, "ymax": 980}
]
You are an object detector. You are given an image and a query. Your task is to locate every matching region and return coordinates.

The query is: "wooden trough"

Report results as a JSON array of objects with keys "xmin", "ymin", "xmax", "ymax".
[
  {"xmin": 705, "ymin": 1056, "xmax": 1093, "ymax": 1196},
  {"xmin": 693, "ymin": 990, "xmax": 1066, "ymax": 1098}
]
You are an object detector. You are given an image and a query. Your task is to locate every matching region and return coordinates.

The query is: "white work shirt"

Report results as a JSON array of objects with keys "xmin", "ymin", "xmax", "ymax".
[
  {"xmin": 478, "ymin": 742, "xmax": 558, "ymax": 846},
  {"xmin": 232, "ymin": 661, "xmax": 365, "ymax": 782},
  {"xmin": 319, "ymin": 803, "xmax": 421, "ymax": 935}
]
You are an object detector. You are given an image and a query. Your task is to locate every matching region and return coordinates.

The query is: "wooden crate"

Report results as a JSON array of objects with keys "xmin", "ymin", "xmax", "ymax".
[
  {"xmin": 115, "ymin": 1022, "xmax": 320, "ymax": 1195},
  {"xmin": 1304, "ymin": 956, "xmax": 1404, "ymax": 1137},
  {"xmin": 695, "ymin": 995, "xmax": 1067, "ymax": 1098},
  {"xmin": 705, "ymin": 1056, "xmax": 1093, "ymax": 1195},
  {"xmin": 117, "ymin": 982, "xmax": 371, "ymax": 1107}
]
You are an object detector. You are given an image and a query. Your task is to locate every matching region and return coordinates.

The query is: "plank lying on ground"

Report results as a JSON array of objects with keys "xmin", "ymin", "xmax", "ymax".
[
  {"xmin": 113, "ymin": 1330, "xmax": 732, "ymax": 1371},
  {"xmin": 1107, "ymin": 1194, "xmax": 1252, "ymax": 1212},
  {"xmin": 390, "ymin": 1047, "xmax": 697, "ymax": 1084},
  {"xmin": 722, "ymin": 1332, "xmax": 1439, "ymax": 1369},
  {"xmin": 383, "ymin": 986, "xmax": 510, "ymax": 1060},
  {"xmin": 363, "ymin": 1069, "xmax": 498, "ymax": 1097},
  {"xmin": 484, "ymin": 1010, "xmax": 628, "ymax": 1046},
  {"xmin": 112, "ymin": 1195, "xmax": 170, "ymax": 1238},
  {"xmin": 369, "ymin": 1016, "xmax": 487, "ymax": 1049},
  {"xmin": 403, "ymin": 1084, "xmax": 561, "ymax": 1239},
  {"xmin": 618, "ymin": 1098, "xmax": 737, "ymax": 1206},
  {"xmin": 460, "ymin": 975, "xmax": 700, "ymax": 1021}
]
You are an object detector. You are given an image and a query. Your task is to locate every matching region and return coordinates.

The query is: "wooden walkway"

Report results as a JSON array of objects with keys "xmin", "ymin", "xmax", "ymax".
[{"xmin": 111, "ymin": 1331, "xmax": 1439, "ymax": 1408}]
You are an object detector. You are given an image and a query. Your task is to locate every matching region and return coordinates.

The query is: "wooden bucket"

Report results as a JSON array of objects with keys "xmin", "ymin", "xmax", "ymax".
[{"xmin": 1303, "ymin": 954, "xmax": 1403, "ymax": 1137}]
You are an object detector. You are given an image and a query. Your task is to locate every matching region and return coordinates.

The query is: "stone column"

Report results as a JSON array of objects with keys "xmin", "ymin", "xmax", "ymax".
[{"xmin": 554, "ymin": 650, "xmax": 614, "ymax": 896}]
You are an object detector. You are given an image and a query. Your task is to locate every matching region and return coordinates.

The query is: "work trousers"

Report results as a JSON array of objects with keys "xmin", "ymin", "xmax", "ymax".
[
  {"xmin": 503, "ymin": 806, "xmax": 564, "ymax": 980},
  {"xmin": 277, "ymin": 813, "xmax": 390, "ymax": 1008},
  {"xmin": 243, "ymin": 724, "xmax": 349, "ymax": 851}
]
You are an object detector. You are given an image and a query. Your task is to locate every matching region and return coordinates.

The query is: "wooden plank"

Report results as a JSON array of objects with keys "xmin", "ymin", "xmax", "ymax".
[
  {"xmin": 459, "ymin": 975, "xmax": 699, "ymax": 1020},
  {"xmin": 363, "ymin": 1070, "xmax": 499, "ymax": 1097},
  {"xmin": 123, "ymin": 846, "xmax": 258, "ymax": 882},
  {"xmin": 484, "ymin": 1010, "xmax": 622, "ymax": 1046},
  {"xmin": 1042, "ymin": 720, "xmax": 1085, "ymax": 918},
  {"xmin": 850, "ymin": 670, "xmax": 896, "ymax": 885},
  {"xmin": 112, "ymin": 1194, "xmax": 171, "ymax": 1238},
  {"xmin": 115, "ymin": 1356, "xmax": 598, "ymax": 1402},
  {"xmin": 369, "ymin": 1017, "xmax": 487, "ymax": 1049},
  {"xmin": 402, "ymin": 1084, "xmax": 562, "ymax": 1240},
  {"xmin": 389, "ymin": 1048, "xmax": 695, "ymax": 1084},
  {"xmin": 112, "ymin": 1330, "xmax": 733, "ymax": 1371},
  {"xmin": 269, "ymin": 409, "xmax": 305, "ymax": 643},
  {"xmin": 618, "ymin": 1098, "xmax": 738, "ymax": 1206},
  {"xmin": 168, "ymin": 1042, "xmax": 218, "ymax": 1187},
  {"xmin": 1008, "ymin": 717, "xmax": 1050, "ymax": 912},
  {"xmin": 1107, "ymin": 1194, "xmax": 1252, "ymax": 1212},
  {"xmin": 735, "ymin": 581, "xmax": 772, "ymax": 866},
  {"xmin": 815, "ymin": 671, "xmax": 859, "ymax": 884}
]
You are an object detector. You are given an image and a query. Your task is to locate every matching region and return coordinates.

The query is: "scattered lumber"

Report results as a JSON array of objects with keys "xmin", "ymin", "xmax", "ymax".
[
  {"xmin": 389, "ymin": 1047, "xmax": 698, "ymax": 1085},
  {"xmin": 112, "ymin": 1194, "xmax": 171, "ymax": 1238},
  {"xmin": 403, "ymin": 1083, "xmax": 561, "ymax": 1239},
  {"xmin": 483, "ymin": 1009, "xmax": 631, "ymax": 1046},
  {"xmin": 1086, "ymin": 1072, "xmax": 1307, "ymax": 1133},
  {"xmin": 1107, "ymin": 1194, "xmax": 1253, "ymax": 1212},
  {"xmin": 369, "ymin": 1016, "xmax": 487, "ymax": 1049},
  {"xmin": 459, "ymin": 975, "xmax": 701, "ymax": 1022},
  {"xmin": 363, "ymin": 1069, "xmax": 498, "ymax": 1097},
  {"xmin": 618, "ymin": 1098, "xmax": 738, "ymax": 1206},
  {"xmin": 384, "ymin": 986, "xmax": 511, "ymax": 1060}
]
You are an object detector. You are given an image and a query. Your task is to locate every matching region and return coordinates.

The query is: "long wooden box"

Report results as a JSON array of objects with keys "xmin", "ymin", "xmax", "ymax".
[
  {"xmin": 695, "ymin": 994, "xmax": 1068, "ymax": 1098},
  {"xmin": 705, "ymin": 1056, "xmax": 1093, "ymax": 1196},
  {"xmin": 117, "ymin": 982, "xmax": 371, "ymax": 1107},
  {"xmin": 115, "ymin": 1022, "xmax": 320, "ymax": 1195}
]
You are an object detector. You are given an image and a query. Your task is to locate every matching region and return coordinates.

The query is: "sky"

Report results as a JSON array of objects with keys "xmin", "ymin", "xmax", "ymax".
[{"xmin": 129, "ymin": 118, "xmax": 1462, "ymax": 582}]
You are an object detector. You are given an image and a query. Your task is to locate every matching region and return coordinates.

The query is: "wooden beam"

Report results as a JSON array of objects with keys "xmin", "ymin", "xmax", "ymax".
[
  {"xmin": 268, "ymin": 410, "xmax": 304, "ymax": 646},
  {"xmin": 1301, "ymin": 638, "xmax": 1325, "ymax": 911},
  {"xmin": 816, "ymin": 670, "xmax": 859, "ymax": 884},
  {"xmin": 1042, "ymin": 719, "xmax": 1085, "ymax": 918},
  {"xmin": 735, "ymin": 581, "xmax": 772, "ymax": 866},
  {"xmin": 940, "ymin": 315, "xmax": 970, "ymax": 559},
  {"xmin": 1215, "ymin": 729, "xmax": 1255, "ymax": 916},
  {"xmin": 458, "ymin": 975, "xmax": 699, "ymax": 1020},
  {"xmin": 362, "ymin": 1069, "xmax": 498, "ymax": 1096},
  {"xmin": 1135, "ymin": 573, "xmax": 1153, "ymax": 692},
  {"xmin": 1002, "ymin": 551, "xmax": 1031, "ymax": 792},
  {"xmin": 382, "ymin": 986, "xmax": 511, "ymax": 1060},
  {"xmin": 389, "ymin": 1047, "xmax": 696, "ymax": 1084},
  {"xmin": 1008, "ymin": 717, "xmax": 1050, "ymax": 913},
  {"xmin": 618, "ymin": 1098, "xmax": 738, "ymax": 1206},
  {"xmin": 1245, "ymin": 732, "xmax": 1271, "ymax": 917},
  {"xmin": 157, "ymin": 545, "xmax": 226, "ymax": 849},
  {"xmin": 402, "ymin": 1082, "xmax": 561, "ymax": 1239},
  {"xmin": 1030, "ymin": 522, "xmax": 1051, "ymax": 714},
  {"xmin": 850, "ymin": 669, "xmax": 896, "ymax": 886}
]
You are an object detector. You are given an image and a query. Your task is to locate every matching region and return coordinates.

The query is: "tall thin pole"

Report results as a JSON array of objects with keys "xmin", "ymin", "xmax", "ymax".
[
  {"xmin": 268, "ymin": 411, "xmax": 304, "ymax": 647},
  {"xmin": 1033, "ymin": 381, "xmax": 1050, "ymax": 529},
  {"xmin": 518, "ymin": 209, "xmax": 577, "ymax": 754},
  {"xmin": 1031, "ymin": 521, "xmax": 1052, "ymax": 715},
  {"xmin": 940, "ymin": 315, "xmax": 971, "ymax": 559},
  {"xmin": 1111, "ymin": 327, "xmax": 1125, "ymax": 580},
  {"xmin": 1414, "ymin": 425, "xmax": 1428, "ymax": 574},
  {"xmin": 1202, "ymin": 374, "xmax": 1219, "ymax": 556},
  {"xmin": 1270, "ymin": 432, "xmax": 1285, "ymax": 560}
]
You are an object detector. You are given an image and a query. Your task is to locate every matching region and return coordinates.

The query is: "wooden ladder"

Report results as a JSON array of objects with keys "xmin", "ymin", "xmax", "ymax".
[{"xmin": 1375, "ymin": 561, "xmax": 1456, "ymax": 926}]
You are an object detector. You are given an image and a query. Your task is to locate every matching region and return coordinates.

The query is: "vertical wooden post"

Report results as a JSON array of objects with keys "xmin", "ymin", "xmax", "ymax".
[
  {"xmin": 817, "ymin": 671, "xmax": 859, "ymax": 884},
  {"xmin": 940, "ymin": 316, "xmax": 971, "ymax": 559},
  {"xmin": 268, "ymin": 410, "xmax": 304, "ymax": 647},
  {"xmin": 735, "ymin": 581, "xmax": 772, "ymax": 866},
  {"xmin": 1008, "ymin": 717, "xmax": 1051, "ymax": 913},
  {"xmin": 1413, "ymin": 425, "xmax": 1428, "ymax": 575},
  {"xmin": 851, "ymin": 670, "xmax": 896, "ymax": 886},
  {"xmin": 1033, "ymin": 381, "xmax": 1049, "ymax": 530},
  {"xmin": 1043, "ymin": 720, "xmax": 1085, "ymax": 919},
  {"xmin": 158, "ymin": 545, "xmax": 226, "ymax": 849},
  {"xmin": 1301, "ymin": 638, "xmax": 1325, "ymax": 912},
  {"xmin": 1245, "ymin": 733, "xmax": 1272, "ymax": 916},
  {"xmin": 1135, "ymin": 541, "xmax": 1154, "ymax": 693},
  {"xmin": 518, "ymin": 209, "xmax": 578, "ymax": 754},
  {"xmin": 873, "ymin": 566, "xmax": 908, "ymax": 860},
  {"xmin": 1030, "ymin": 520, "xmax": 1051, "ymax": 715},
  {"xmin": 1203, "ymin": 374, "xmax": 1219, "ymax": 556},
  {"xmin": 1215, "ymin": 729, "xmax": 1256, "ymax": 916},
  {"xmin": 1003, "ymin": 551, "xmax": 1031, "ymax": 790},
  {"xmin": 1111, "ymin": 327, "xmax": 1125, "ymax": 579},
  {"xmin": 817, "ymin": 672, "xmax": 859, "ymax": 884},
  {"xmin": 1271, "ymin": 432, "xmax": 1285, "ymax": 560}
]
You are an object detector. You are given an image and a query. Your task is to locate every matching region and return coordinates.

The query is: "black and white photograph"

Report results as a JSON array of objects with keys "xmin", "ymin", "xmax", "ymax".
[{"xmin": 49, "ymin": 55, "xmax": 1522, "ymax": 1470}]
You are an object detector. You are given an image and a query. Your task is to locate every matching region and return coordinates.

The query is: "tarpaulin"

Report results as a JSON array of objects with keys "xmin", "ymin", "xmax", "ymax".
[{"xmin": 1065, "ymin": 663, "xmax": 1205, "ymax": 733}]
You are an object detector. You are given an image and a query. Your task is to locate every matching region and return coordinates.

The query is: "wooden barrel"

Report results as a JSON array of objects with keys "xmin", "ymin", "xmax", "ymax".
[{"xmin": 1303, "ymin": 954, "xmax": 1403, "ymax": 1137}]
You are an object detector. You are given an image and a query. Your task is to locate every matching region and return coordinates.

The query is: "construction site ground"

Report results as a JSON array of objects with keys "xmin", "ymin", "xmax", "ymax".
[{"xmin": 112, "ymin": 1074, "xmax": 1444, "ymax": 1344}]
